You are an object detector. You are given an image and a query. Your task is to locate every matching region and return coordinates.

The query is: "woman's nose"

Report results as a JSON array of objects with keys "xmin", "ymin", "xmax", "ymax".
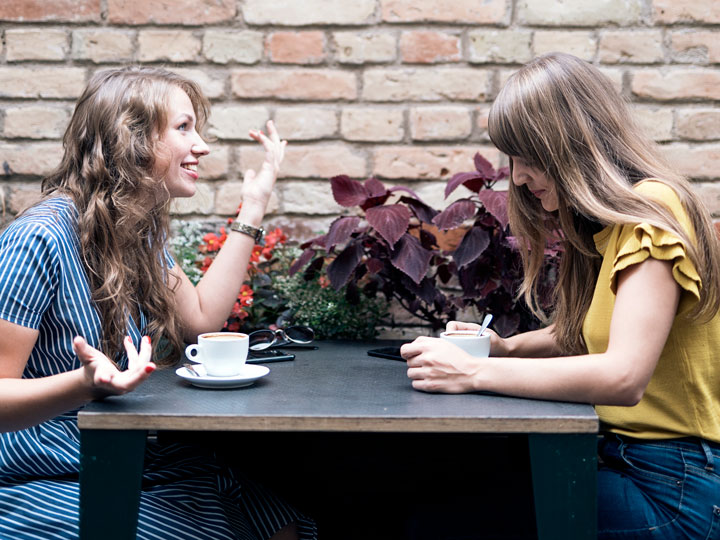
[
  {"xmin": 191, "ymin": 137, "xmax": 210, "ymax": 156},
  {"xmin": 511, "ymin": 167, "xmax": 526, "ymax": 186}
]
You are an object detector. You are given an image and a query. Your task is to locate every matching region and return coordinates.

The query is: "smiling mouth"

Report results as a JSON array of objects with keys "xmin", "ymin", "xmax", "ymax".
[{"xmin": 181, "ymin": 163, "xmax": 197, "ymax": 172}]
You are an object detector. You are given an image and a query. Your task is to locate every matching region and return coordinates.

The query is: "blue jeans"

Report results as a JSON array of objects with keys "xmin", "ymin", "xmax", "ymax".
[{"xmin": 598, "ymin": 433, "xmax": 720, "ymax": 539}]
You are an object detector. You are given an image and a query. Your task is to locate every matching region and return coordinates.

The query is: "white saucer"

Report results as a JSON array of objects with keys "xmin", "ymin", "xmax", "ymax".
[{"xmin": 176, "ymin": 363, "xmax": 270, "ymax": 389}]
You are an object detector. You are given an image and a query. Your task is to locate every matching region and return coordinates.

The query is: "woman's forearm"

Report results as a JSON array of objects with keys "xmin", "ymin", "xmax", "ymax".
[
  {"xmin": 0, "ymin": 369, "xmax": 92, "ymax": 432},
  {"xmin": 500, "ymin": 324, "xmax": 563, "ymax": 357}
]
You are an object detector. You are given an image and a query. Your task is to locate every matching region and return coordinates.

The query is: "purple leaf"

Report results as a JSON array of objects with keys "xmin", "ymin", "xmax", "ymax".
[
  {"xmin": 331, "ymin": 175, "xmax": 368, "ymax": 207},
  {"xmin": 289, "ymin": 248, "xmax": 316, "ymax": 275},
  {"xmin": 432, "ymin": 199, "xmax": 476, "ymax": 230},
  {"xmin": 364, "ymin": 177, "xmax": 387, "ymax": 198},
  {"xmin": 389, "ymin": 185, "xmax": 422, "ymax": 199},
  {"xmin": 473, "ymin": 153, "xmax": 496, "ymax": 179},
  {"xmin": 365, "ymin": 204, "xmax": 410, "ymax": 247},
  {"xmin": 494, "ymin": 313, "xmax": 520, "ymax": 338},
  {"xmin": 399, "ymin": 196, "xmax": 439, "ymax": 223},
  {"xmin": 476, "ymin": 190, "xmax": 509, "ymax": 230},
  {"xmin": 300, "ymin": 233, "xmax": 327, "ymax": 250},
  {"xmin": 419, "ymin": 228, "xmax": 437, "ymax": 250},
  {"xmin": 453, "ymin": 227, "xmax": 490, "ymax": 269},
  {"xmin": 360, "ymin": 177, "xmax": 391, "ymax": 209},
  {"xmin": 325, "ymin": 216, "xmax": 361, "ymax": 249},
  {"xmin": 390, "ymin": 233, "xmax": 433, "ymax": 285},
  {"xmin": 366, "ymin": 257, "xmax": 384, "ymax": 274},
  {"xmin": 327, "ymin": 242, "xmax": 363, "ymax": 290},
  {"xmin": 445, "ymin": 172, "xmax": 482, "ymax": 198}
]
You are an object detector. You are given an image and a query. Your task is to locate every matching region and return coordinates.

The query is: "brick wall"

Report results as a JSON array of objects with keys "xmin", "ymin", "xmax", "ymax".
[{"xmin": 1, "ymin": 0, "xmax": 718, "ymax": 237}]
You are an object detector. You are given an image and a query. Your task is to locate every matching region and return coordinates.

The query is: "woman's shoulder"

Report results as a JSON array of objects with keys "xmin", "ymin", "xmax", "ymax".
[
  {"xmin": 633, "ymin": 179, "xmax": 682, "ymax": 208},
  {"xmin": 1, "ymin": 196, "xmax": 78, "ymax": 247}
]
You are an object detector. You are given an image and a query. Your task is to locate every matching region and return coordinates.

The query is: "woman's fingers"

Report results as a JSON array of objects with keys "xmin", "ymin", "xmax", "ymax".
[
  {"xmin": 124, "ymin": 336, "xmax": 155, "ymax": 375},
  {"xmin": 447, "ymin": 321, "xmax": 481, "ymax": 332}
]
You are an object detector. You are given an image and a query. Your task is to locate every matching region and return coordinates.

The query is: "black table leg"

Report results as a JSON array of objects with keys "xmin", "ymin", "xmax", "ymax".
[
  {"xmin": 79, "ymin": 429, "xmax": 147, "ymax": 540},
  {"xmin": 528, "ymin": 433, "xmax": 597, "ymax": 540}
]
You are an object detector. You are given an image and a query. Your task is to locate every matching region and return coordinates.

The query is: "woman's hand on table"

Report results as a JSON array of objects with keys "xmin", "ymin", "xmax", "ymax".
[
  {"xmin": 74, "ymin": 335, "xmax": 156, "ymax": 399},
  {"xmin": 240, "ymin": 120, "xmax": 287, "ymax": 212},
  {"xmin": 400, "ymin": 336, "xmax": 482, "ymax": 393},
  {"xmin": 446, "ymin": 320, "xmax": 509, "ymax": 357}
]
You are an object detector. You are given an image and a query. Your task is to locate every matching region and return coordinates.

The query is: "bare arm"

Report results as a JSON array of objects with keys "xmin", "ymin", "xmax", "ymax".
[
  {"xmin": 171, "ymin": 121, "xmax": 286, "ymax": 341},
  {"xmin": 403, "ymin": 257, "xmax": 680, "ymax": 405},
  {"xmin": 0, "ymin": 319, "xmax": 155, "ymax": 432}
]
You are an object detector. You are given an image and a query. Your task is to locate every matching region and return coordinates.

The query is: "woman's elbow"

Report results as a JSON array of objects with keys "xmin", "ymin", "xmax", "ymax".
[{"xmin": 601, "ymin": 372, "xmax": 649, "ymax": 406}]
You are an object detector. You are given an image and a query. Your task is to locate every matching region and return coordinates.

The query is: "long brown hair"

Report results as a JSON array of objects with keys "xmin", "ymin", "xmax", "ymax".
[
  {"xmin": 42, "ymin": 66, "xmax": 210, "ymax": 365},
  {"xmin": 488, "ymin": 53, "xmax": 720, "ymax": 354}
]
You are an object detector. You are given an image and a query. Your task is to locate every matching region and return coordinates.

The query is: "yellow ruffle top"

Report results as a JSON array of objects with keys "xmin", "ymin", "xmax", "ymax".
[{"xmin": 584, "ymin": 180, "xmax": 720, "ymax": 443}]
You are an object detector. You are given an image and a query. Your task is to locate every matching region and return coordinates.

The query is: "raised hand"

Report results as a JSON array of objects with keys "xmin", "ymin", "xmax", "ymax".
[
  {"xmin": 242, "ymin": 120, "xmax": 287, "ymax": 210},
  {"xmin": 74, "ymin": 335, "xmax": 156, "ymax": 399}
]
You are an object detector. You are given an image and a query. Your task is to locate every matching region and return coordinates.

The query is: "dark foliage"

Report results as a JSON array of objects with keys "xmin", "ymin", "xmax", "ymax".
[{"xmin": 291, "ymin": 153, "xmax": 560, "ymax": 336}]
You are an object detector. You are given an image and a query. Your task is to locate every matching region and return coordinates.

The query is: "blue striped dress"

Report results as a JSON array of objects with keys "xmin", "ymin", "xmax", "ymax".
[{"xmin": 0, "ymin": 197, "xmax": 316, "ymax": 540}]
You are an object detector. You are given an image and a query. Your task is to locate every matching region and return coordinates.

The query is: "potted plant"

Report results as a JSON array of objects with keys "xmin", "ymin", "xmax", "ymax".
[{"xmin": 290, "ymin": 153, "xmax": 559, "ymax": 337}]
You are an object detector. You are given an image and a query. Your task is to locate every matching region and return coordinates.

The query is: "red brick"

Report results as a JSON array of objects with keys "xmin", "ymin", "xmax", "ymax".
[
  {"xmin": 670, "ymin": 31, "xmax": 720, "ymax": 64},
  {"xmin": 663, "ymin": 143, "xmax": 720, "ymax": 180},
  {"xmin": 267, "ymin": 32, "xmax": 326, "ymax": 64},
  {"xmin": 108, "ymin": 0, "xmax": 235, "ymax": 25},
  {"xmin": 363, "ymin": 68, "xmax": 490, "ymax": 102},
  {"xmin": 381, "ymin": 0, "xmax": 508, "ymax": 24},
  {"xmin": 0, "ymin": 143, "xmax": 63, "ymax": 177},
  {"xmin": 410, "ymin": 106, "xmax": 472, "ymax": 140},
  {"xmin": 0, "ymin": 0, "xmax": 100, "ymax": 22},
  {"xmin": 7, "ymin": 183, "xmax": 43, "ymax": 215},
  {"xmin": 243, "ymin": 0, "xmax": 375, "ymax": 25},
  {"xmin": 653, "ymin": 0, "xmax": 720, "ymax": 23},
  {"xmin": 676, "ymin": 109, "xmax": 720, "ymax": 141},
  {"xmin": 631, "ymin": 69, "xmax": 720, "ymax": 101},
  {"xmin": 231, "ymin": 69, "xmax": 356, "ymax": 101},
  {"xmin": 0, "ymin": 67, "xmax": 86, "ymax": 99},
  {"xmin": 400, "ymin": 31, "xmax": 460, "ymax": 64},
  {"xmin": 241, "ymin": 144, "xmax": 366, "ymax": 179},
  {"xmin": 372, "ymin": 146, "xmax": 500, "ymax": 180}
]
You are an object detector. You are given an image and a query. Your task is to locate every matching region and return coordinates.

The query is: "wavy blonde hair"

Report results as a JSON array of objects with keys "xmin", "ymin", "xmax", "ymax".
[
  {"xmin": 488, "ymin": 53, "xmax": 720, "ymax": 354},
  {"xmin": 42, "ymin": 66, "xmax": 210, "ymax": 365}
]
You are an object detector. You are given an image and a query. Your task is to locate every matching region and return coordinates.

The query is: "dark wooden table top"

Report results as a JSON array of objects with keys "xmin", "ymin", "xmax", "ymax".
[{"xmin": 78, "ymin": 340, "xmax": 598, "ymax": 434}]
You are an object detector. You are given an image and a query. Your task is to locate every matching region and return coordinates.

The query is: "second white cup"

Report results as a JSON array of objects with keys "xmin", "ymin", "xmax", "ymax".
[
  {"xmin": 185, "ymin": 332, "xmax": 249, "ymax": 377},
  {"xmin": 439, "ymin": 330, "xmax": 491, "ymax": 357}
]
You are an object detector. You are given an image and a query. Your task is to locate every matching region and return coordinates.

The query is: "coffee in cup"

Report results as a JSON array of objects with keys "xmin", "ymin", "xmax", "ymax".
[
  {"xmin": 439, "ymin": 330, "xmax": 490, "ymax": 357},
  {"xmin": 184, "ymin": 332, "xmax": 249, "ymax": 377}
]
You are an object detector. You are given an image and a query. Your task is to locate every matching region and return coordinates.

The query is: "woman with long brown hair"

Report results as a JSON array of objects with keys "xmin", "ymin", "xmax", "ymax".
[
  {"xmin": 401, "ymin": 53, "xmax": 720, "ymax": 538},
  {"xmin": 0, "ymin": 67, "xmax": 315, "ymax": 539}
]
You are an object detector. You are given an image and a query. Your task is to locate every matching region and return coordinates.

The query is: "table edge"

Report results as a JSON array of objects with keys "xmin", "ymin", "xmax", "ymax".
[{"xmin": 78, "ymin": 413, "xmax": 599, "ymax": 433}]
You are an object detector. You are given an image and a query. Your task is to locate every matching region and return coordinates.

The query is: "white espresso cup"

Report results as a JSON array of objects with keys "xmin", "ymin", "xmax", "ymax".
[
  {"xmin": 439, "ymin": 330, "xmax": 491, "ymax": 357},
  {"xmin": 184, "ymin": 332, "xmax": 249, "ymax": 377}
]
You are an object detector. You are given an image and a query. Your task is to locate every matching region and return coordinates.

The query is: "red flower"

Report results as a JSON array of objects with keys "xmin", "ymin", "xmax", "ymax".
[{"xmin": 200, "ymin": 256, "xmax": 214, "ymax": 273}]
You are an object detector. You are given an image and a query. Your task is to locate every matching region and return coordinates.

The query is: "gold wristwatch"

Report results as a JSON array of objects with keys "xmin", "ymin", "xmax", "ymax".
[{"xmin": 230, "ymin": 221, "xmax": 265, "ymax": 244}]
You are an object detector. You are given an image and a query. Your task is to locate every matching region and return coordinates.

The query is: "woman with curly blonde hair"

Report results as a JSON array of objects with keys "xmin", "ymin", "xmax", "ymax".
[
  {"xmin": 402, "ymin": 53, "xmax": 720, "ymax": 538},
  {"xmin": 0, "ymin": 66, "xmax": 315, "ymax": 539}
]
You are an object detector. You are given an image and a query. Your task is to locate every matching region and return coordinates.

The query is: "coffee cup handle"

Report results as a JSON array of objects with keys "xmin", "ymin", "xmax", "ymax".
[{"xmin": 185, "ymin": 344, "xmax": 202, "ymax": 362}]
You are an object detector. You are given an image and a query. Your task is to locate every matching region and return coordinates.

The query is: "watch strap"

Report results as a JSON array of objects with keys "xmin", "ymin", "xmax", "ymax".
[{"xmin": 230, "ymin": 221, "xmax": 265, "ymax": 244}]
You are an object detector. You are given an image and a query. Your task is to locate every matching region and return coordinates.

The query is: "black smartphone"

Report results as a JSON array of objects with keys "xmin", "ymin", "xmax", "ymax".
[
  {"xmin": 248, "ymin": 349, "xmax": 296, "ymax": 363},
  {"xmin": 367, "ymin": 346, "xmax": 405, "ymax": 362}
]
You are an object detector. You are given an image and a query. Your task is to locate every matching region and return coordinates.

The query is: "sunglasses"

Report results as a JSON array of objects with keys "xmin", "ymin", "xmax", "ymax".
[{"xmin": 248, "ymin": 326, "xmax": 316, "ymax": 351}]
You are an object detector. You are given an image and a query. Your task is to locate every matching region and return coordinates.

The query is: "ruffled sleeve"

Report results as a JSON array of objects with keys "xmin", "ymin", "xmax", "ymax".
[
  {"xmin": 610, "ymin": 222, "xmax": 701, "ymax": 301},
  {"xmin": 607, "ymin": 181, "xmax": 702, "ymax": 312}
]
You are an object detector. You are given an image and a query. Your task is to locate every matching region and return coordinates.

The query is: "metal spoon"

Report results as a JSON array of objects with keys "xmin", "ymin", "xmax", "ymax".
[
  {"xmin": 477, "ymin": 314, "xmax": 493, "ymax": 336},
  {"xmin": 183, "ymin": 363, "xmax": 201, "ymax": 377}
]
